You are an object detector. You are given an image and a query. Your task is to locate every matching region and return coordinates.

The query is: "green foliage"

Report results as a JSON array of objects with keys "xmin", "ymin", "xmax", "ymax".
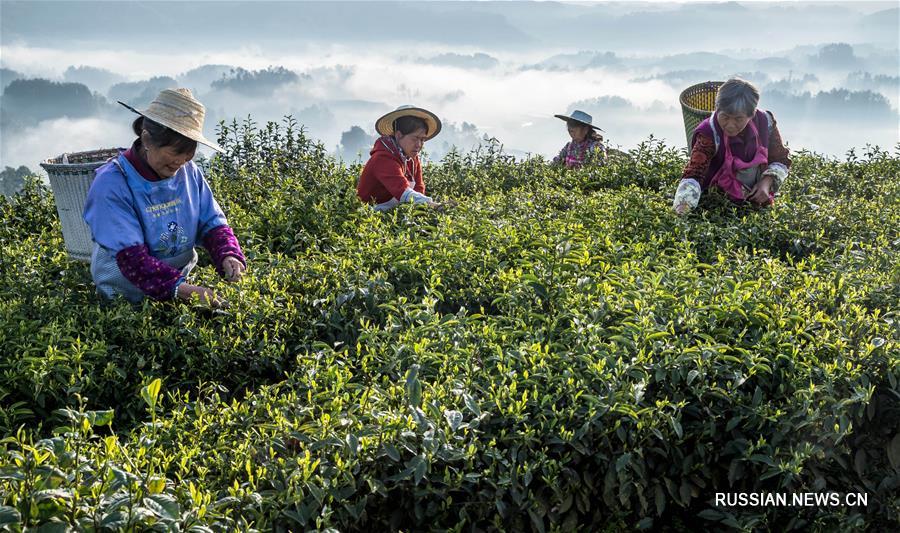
[{"xmin": 0, "ymin": 120, "xmax": 898, "ymax": 531}]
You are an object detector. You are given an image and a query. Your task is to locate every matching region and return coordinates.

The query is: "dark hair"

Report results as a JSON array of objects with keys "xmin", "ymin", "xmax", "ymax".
[
  {"xmin": 394, "ymin": 115, "xmax": 428, "ymax": 136},
  {"xmin": 567, "ymin": 120, "xmax": 603, "ymax": 142},
  {"xmin": 132, "ymin": 116, "xmax": 198, "ymax": 154},
  {"xmin": 716, "ymin": 78, "xmax": 760, "ymax": 116}
]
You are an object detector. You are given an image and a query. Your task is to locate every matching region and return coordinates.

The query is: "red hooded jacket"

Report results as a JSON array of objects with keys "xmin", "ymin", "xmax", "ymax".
[{"xmin": 357, "ymin": 136, "xmax": 425, "ymax": 205}]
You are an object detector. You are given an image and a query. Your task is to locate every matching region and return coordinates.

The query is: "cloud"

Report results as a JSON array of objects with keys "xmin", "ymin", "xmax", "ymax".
[
  {"xmin": 755, "ymin": 57, "xmax": 794, "ymax": 70},
  {"xmin": 1, "ymin": 8, "xmax": 897, "ymax": 166},
  {"xmin": 415, "ymin": 53, "xmax": 500, "ymax": 70},
  {"xmin": 631, "ymin": 70, "xmax": 717, "ymax": 87},
  {"xmin": 523, "ymin": 51, "xmax": 622, "ymax": 72},
  {"xmin": 108, "ymin": 76, "xmax": 179, "ymax": 107},
  {"xmin": 560, "ymin": 96, "xmax": 686, "ymax": 150},
  {"xmin": 1, "ymin": 117, "xmax": 132, "ymax": 170},
  {"xmin": 762, "ymin": 88, "xmax": 898, "ymax": 124},
  {"xmin": 178, "ymin": 64, "xmax": 235, "ymax": 94},
  {"xmin": 844, "ymin": 71, "xmax": 900, "ymax": 107},
  {"xmin": 63, "ymin": 65, "xmax": 124, "ymax": 94}
]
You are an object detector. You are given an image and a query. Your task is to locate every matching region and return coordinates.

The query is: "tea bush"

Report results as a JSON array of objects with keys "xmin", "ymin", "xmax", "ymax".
[{"xmin": 0, "ymin": 118, "xmax": 897, "ymax": 531}]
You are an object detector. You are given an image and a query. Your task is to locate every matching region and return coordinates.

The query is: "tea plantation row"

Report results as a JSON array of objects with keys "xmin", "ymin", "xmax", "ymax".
[{"xmin": 0, "ymin": 118, "xmax": 897, "ymax": 531}]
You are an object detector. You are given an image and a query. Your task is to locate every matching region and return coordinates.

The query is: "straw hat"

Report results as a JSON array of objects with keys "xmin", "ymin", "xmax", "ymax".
[
  {"xmin": 118, "ymin": 88, "xmax": 223, "ymax": 152},
  {"xmin": 375, "ymin": 105, "xmax": 442, "ymax": 140},
  {"xmin": 554, "ymin": 109, "xmax": 604, "ymax": 131}
]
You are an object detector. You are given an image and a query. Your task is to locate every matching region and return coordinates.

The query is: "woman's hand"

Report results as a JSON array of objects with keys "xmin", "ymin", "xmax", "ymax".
[
  {"xmin": 177, "ymin": 283, "xmax": 224, "ymax": 307},
  {"xmin": 674, "ymin": 202, "xmax": 691, "ymax": 215},
  {"xmin": 747, "ymin": 175, "xmax": 774, "ymax": 205},
  {"xmin": 222, "ymin": 256, "xmax": 245, "ymax": 282},
  {"xmin": 429, "ymin": 199, "xmax": 457, "ymax": 212}
]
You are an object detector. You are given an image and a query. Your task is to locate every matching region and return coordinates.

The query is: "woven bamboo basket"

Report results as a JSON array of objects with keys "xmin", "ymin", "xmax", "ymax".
[
  {"xmin": 40, "ymin": 148, "xmax": 120, "ymax": 262},
  {"xmin": 679, "ymin": 81, "xmax": 723, "ymax": 147}
]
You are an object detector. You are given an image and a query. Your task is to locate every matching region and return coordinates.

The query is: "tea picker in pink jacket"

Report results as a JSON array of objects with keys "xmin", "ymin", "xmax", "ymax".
[
  {"xmin": 551, "ymin": 110, "xmax": 607, "ymax": 169},
  {"xmin": 83, "ymin": 88, "xmax": 246, "ymax": 305}
]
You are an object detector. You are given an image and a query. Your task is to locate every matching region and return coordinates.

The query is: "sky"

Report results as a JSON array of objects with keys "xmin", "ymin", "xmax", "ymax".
[{"xmin": 1, "ymin": 1, "xmax": 898, "ymax": 170}]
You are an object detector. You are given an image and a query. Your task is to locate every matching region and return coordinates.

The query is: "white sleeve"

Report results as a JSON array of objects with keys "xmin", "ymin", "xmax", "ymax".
[
  {"xmin": 373, "ymin": 188, "xmax": 432, "ymax": 212},
  {"xmin": 673, "ymin": 178, "xmax": 702, "ymax": 210},
  {"xmin": 762, "ymin": 162, "xmax": 789, "ymax": 192},
  {"xmin": 400, "ymin": 188, "xmax": 432, "ymax": 204},
  {"xmin": 373, "ymin": 197, "xmax": 401, "ymax": 212}
]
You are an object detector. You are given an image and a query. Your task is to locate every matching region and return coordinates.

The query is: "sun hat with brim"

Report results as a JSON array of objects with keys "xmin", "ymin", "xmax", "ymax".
[
  {"xmin": 375, "ymin": 105, "xmax": 442, "ymax": 140},
  {"xmin": 118, "ymin": 88, "xmax": 223, "ymax": 152},
  {"xmin": 554, "ymin": 109, "xmax": 604, "ymax": 132}
]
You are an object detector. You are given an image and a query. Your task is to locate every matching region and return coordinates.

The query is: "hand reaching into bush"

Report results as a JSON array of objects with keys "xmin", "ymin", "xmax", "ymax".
[
  {"xmin": 221, "ymin": 256, "xmax": 246, "ymax": 282},
  {"xmin": 674, "ymin": 202, "xmax": 692, "ymax": 215},
  {"xmin": 746, "ymin": 175, "xmax": 774, "ymax": 205},
  {"xmin": 177, "ymin": 283, "xmax": 225, "ymax": 307}
]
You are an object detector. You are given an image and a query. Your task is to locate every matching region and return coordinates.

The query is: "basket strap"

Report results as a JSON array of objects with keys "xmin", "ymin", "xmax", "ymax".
[
  {"xmin": 111, "ymin": 157, "xmax": 148, "ymax": 239},
  {"xmin": 710, "ymin": 112, "xmax": 720, "ymax": 154}
]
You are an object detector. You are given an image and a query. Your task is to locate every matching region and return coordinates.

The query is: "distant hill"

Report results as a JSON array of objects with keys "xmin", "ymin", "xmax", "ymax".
[
  {"xmin": 108, "ymin": 76, "xmax": 179, "ymax": 107},
  {"xmin": 63, "ymin": 66, "xmax": 125, "ymax": 93},
  {"xmin": 0, "ymin": 68, "xmax": 24, "ymax": 90},
  {"xmin": 1, "ymin": 78, "xmax": 112, "ymax": 123},
  {"xmin": 178, "ymin": 64, "xmax": 235, "ymax": 94}
]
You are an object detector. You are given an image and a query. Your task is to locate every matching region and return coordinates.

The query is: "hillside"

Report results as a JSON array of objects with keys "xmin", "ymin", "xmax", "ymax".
[{"xmin": 0, "ymin": 118, "xmax": 897, "ymax": 530}]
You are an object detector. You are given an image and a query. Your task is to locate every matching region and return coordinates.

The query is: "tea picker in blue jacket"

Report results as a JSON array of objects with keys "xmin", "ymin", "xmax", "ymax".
[{"xmin": 83, "ymin": 88, "xmax": 246, "ymax": 305}]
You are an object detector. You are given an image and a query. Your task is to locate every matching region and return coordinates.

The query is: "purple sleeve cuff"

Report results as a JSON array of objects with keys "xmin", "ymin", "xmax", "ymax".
[
  {"xmin": 115, "ymin": 245, "xmax": 184, "ymax": 301},
  {"xmin": 203, "ymin": 225, "xmax": 246, "ymax": 275}
]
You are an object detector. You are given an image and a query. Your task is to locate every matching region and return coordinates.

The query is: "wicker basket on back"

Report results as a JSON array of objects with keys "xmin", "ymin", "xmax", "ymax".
[
  {"xmin": 679, "ymin": 81, "xmax": 723, "ymax": 147},
  {"xmin": 40, "ymin": 148, "xmax": 119, "ymax": 262}
]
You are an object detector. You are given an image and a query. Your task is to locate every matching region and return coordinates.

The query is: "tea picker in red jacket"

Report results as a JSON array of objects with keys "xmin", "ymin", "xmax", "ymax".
[
  {"xmin": 673, "ymin": 78, "xmax": 791, "ymax": 214},
  {"xmin": 357, "ymin": 105, "xmax": 445, "ymax": 211},
  {"xmin": 83, "ymin": 88, "xmax": 246, "ymax": 306}
]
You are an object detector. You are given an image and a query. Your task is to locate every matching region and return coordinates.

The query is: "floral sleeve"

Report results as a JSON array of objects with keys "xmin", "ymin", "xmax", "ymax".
[
  {"xmin": 763, "ymin": 119, "xmax": 791, "ymax": 193},
  {"xmin": 203, "ymin": 224, "xmax": 246, "ymax": 276},
  {"xmin": 551, "ymin": 143, "xmax": 568, "ymax": 165},
  {"xmin": 681, "ymin": 134, "xmax": 716, "ymax": 183},
  {"xmin": 588, "ymin": 141, "xmax": 607, "ymax": 165},
  {"xmin": 115, "ymin": 245, "xmax": 184, "ymax": 300}
]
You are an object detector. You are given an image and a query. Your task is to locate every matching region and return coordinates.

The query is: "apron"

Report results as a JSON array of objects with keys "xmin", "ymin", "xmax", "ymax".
[
  {"xmin": 90, "ymin": 156, "xmax": 199, "ymax": 302},
  {"xmin": 709, "ymin": 116, "xmax": 772, "ymax": 204}
]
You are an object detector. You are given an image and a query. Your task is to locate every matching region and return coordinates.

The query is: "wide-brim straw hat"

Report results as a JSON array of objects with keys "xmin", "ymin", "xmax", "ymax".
[
  {"xmin": 375, "ymin": 105, "xmax": 442, "ymax": 140},
  {"xmin": 119, "ymin": 88, "xmax": 223, "ymax": 152},
  {"xmin": 554, "ymin": 109, "xmax": 604, "ymax": 132}
]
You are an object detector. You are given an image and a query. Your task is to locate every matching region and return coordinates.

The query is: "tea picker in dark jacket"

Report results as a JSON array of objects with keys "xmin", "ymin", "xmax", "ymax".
[
  {"xmin": 673, "ymin": 78, "xmax": 791, "ymax": 214},
  {"xmin": 83, "ymin": 88, "xmax": 246, "ymax": 305}
]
